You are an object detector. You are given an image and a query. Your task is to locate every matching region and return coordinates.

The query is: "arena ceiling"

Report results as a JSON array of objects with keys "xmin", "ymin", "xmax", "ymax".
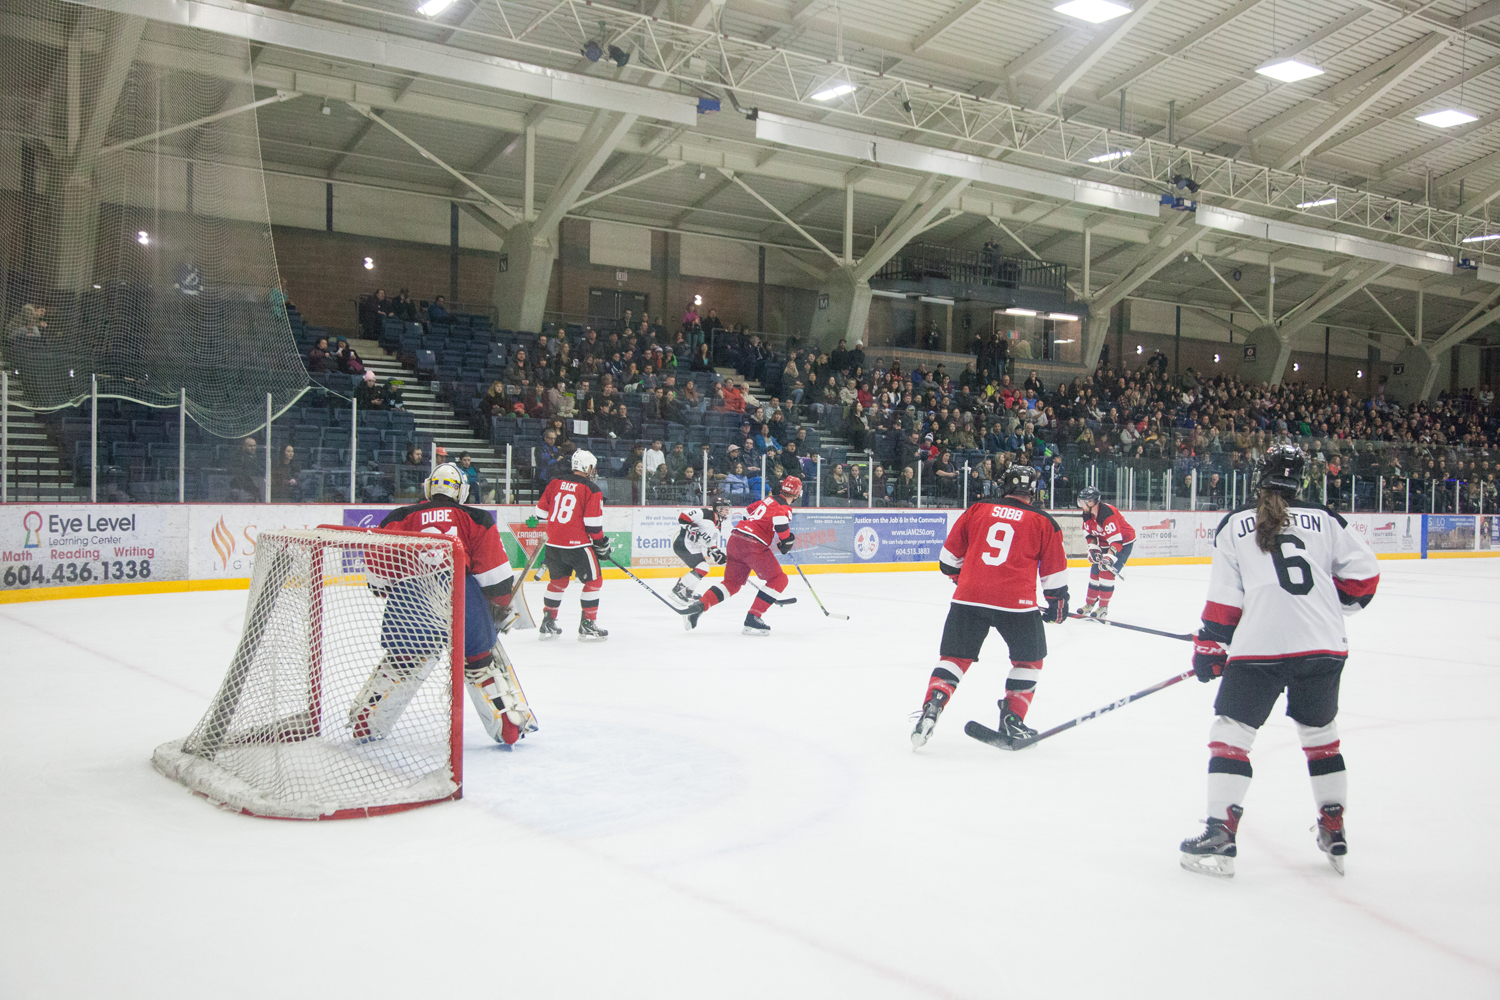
[{"xmin": 38, "ymin": 0, "xmax": 1500, "ymax": 350}]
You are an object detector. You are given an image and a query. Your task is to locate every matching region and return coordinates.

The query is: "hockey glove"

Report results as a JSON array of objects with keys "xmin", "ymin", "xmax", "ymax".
[
  {"xmin": 490, "ymin": 595, "xmax": 518, "ymax": 634},
  {"xmin": 591, "ymin": 535, "xmax": 612, "ymax": 560},
  {"xmin": 706, "ymin": 545, "xmax": 726, "ymax": 566},
  {"xmin": 1043, "ymin": 587, "xmax": 1069, "ymax": 624},
  {"xmin": 1192, "ymin": 632, "xmax": 1228, "ymax": 683},
  {"xmin": 776, "ymin": 533, "xmax": 796, "ymax": 555},
  {"xmin": 1090, "ymin": 547, "xmax": 1113, "ymax": 570}
]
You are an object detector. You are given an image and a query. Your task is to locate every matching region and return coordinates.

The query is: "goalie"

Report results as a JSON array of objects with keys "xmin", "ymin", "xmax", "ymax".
[
  {"xmin": 670, "ymin": 493, "xmax": 732, "ymax": 604},
  {"xmin": 350, "ymin": 462, "xmax": 538, "ymax": 747}
]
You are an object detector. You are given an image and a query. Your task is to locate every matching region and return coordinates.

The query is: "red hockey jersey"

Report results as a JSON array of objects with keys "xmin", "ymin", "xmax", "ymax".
[
  {"xmin": 379, "ymin": 495, "xmax": 515, "ymax": 596},
  {"xmin": 1082, "ymin": 502, "xmax": 1136, "ymax": 552},
  {"xmin": 939, "ymin": 500, "xmax": 1068, "ymax": 612},
  {"xmin": 533, "ymin": 472, "xmax": 605, "ymax": 549},
  {"xmin": 733, "ymin": 496, "xmax": 794, "ymax": 549}
]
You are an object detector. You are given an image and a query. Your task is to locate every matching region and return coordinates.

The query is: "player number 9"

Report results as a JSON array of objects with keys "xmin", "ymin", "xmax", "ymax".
[{"xmin": 981, "ymin": 521, "xmax": 1014, "ymax": 566}]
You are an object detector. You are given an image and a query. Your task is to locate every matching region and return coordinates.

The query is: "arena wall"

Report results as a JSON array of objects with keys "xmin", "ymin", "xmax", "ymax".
[{"xmin": 1, "ymin": 505, "xmax": 1493, "ymax": 604}]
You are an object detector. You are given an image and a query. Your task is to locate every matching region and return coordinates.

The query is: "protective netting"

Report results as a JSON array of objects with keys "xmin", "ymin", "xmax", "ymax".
[
  {"xmin": 0, "ymin": 0, "xmax": 307, "ymax": 437},
  {"xmin": 153, "ymin": 529, "xmax": 461, "ymax": 819}
]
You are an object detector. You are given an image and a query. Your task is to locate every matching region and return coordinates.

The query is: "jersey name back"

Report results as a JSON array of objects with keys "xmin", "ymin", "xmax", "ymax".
[
  {"xmin": 734, "ymin": 497, "xmax": 792, "ymax": 547},
  {"xmin": 379, "ymin": 495, "xmax": 513, "ymax": 592},
  {"xmin": 1207, "ymin": 501, "xmax": 1379, "ymax": 661},
  {"xmin": 535, "ymin": 473, "xmax": 605, "ymax": 548},
  {"xmin": 941, "ymin": 501, "xmax": 1068, "ymax": 612},
  {"xmin": 1083, "ymin": 502, "xmax": 1136, "ymax": 548}
]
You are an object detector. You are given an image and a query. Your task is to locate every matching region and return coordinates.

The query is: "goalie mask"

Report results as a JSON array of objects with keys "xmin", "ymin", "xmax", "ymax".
[{"xmin": 425, "ymin": 462, "xmax": 469, "ymax": 503}]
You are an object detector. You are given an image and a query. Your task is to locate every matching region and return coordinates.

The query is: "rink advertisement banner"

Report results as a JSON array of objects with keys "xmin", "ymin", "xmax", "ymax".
[
  {"xmin": 784, "ymin": 510, "xmax": 949, "ymax": 565},
  {"xmin": 1424, "ymin": 514, "xmax": 1477, "ymax": 553},
  {"xmin": 191, "ymin": 505, "xmax": 350, "ymax": 579},
  {"xmin": 1343, "ymin": 513, "xmax": 1422, "ymax": 555},
  {"xmin": 0, "ymin": 505, "xmax": 187, "ymax": 592},
  {"xmin": 1482, "ymin": 515, "xmax": 1500, "ymax": 550},
  {"xmin": 632, "ymin": 508, "xmax": 690, "ymax": 568}
]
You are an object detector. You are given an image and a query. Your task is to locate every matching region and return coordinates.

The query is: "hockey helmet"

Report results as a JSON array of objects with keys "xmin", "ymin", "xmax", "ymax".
[
  {"xmin": 425, "ymin": 462, "xmax": 469, "ymax": 504},
  {"xmin": 1258, "ymin": 444, "xmax": 1305, "ymax": 499},
  {"xmin": 779, "ymin": 475, "xmax": 804, "ymax": 502},
  {"xmin": 999, "ymin": 464, "xmax": 1041, "ymax": 499},
  {"xmin": 572, "ymin": 448, "xmax": 598, "ymax": 477},
  {"xmin": 711, "ymin": 491, "xmax": 732, "ymax": 523},
  {"xmin": 1076, "ymin": 485, "xmax": 1101, "ymax": 509}
]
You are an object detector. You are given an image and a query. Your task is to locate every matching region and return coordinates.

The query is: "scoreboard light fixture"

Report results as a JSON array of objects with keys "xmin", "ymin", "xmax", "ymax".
[{"xmin": 1054, "ymin": 0, "xmax": 1132, "ymax": 23}]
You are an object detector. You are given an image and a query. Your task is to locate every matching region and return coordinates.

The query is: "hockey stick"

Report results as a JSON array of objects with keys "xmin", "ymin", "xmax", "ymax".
[
  {"xmin": 791, "ymin": 561, "xmax": 849, "ymax": 620},
  {"xmin": 606, "ymin": 556, "xmax": 694, "ymax": 615},
  {"xmin": 966, "ymin": 668, "xmax": 1197, "ymax": 751},
  {"xmin": 1066, "ymin": 614, "xmax": 1193, "ymax": 641}
]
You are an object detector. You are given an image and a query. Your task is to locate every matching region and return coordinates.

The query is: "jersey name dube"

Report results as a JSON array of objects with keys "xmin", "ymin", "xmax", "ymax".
[
  {"xmin": 1203, "ymin": 501, "xmax": 1379, "ymax": 662},
  {"xmin": 733, "ymin": 497, "xmax": 793, "ymax": 548},
  {"xmin": 379, "ymin": 495, "xmax": 514, "ymax": 594},
  {"xmin": 940, "ymin": 500, "xmax": 1069, "ymax": 612},
  {"xmin": 534, "ymin": 473, "xmax": 605, "ymax": 549},
  {"xmin": 1083, "ymin": 502, "xmax": 1137, "ymax": 550}
]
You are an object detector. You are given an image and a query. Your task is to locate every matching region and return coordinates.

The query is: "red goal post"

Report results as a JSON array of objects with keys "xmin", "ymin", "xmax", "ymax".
[{"xmin": 153, "ymin": 525, "xmax": 468, "ymax": 820}]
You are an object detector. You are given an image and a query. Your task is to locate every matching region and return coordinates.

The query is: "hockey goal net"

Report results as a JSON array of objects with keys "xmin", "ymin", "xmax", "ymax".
[{"xmin": 153, "ymin": 527, "xmax": 466, "ymax": 819}]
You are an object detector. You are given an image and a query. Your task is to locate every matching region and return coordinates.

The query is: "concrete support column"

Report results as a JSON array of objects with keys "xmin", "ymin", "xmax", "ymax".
[
  {"xmin": 1239, "ymin": 326, "xmax": 1293, "ymax": 385},
  {"xmin": 809, "ymin": 266, "xmax": 873, "ymax": 348},
  {"xmin": 493, "ymin": 221, "xmax": 557, "ymax": 333}
]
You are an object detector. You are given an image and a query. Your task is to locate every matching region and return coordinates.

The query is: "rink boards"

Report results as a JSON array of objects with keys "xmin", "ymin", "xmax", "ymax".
[{"xmin": 1, "ymin": 503, "xmax": 1496, "ymax": 602}]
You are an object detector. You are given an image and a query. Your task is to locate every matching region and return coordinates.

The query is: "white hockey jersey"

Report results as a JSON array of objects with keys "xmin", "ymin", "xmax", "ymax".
[
  {"xmin": 1201, "ymin": 500, "xmax": 1379, "ymax": 663},
  {"xmin": 677, "ymin": 507, "xmax": 724, "ymax": 557}
]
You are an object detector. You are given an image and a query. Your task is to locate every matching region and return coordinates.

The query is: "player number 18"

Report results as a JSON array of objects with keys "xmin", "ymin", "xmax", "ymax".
[
  {"xmin": 981, "ymin": 522, "xmax": 1014, "ymax": 566},
  {"xmin": 551, "ymin": 493, "xmax": 577, "ymax": 524}
]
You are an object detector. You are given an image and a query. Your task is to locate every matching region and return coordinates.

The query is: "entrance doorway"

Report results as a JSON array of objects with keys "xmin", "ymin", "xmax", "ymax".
[{"xmin": 589, "ymin": 288, "xmax": 648, "ymax": 331}]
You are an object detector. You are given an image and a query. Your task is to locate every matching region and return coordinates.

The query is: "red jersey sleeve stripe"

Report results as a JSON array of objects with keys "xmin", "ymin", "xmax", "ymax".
[
  {"xmin": 1203, "ymin": 601, "xmax": 1243, "ymax": 626},
  {"xmin": 1334, "ymin": 576, "xmax": 1379, "ymax": 597}
]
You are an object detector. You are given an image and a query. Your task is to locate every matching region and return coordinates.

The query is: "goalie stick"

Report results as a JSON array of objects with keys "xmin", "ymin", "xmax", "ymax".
[
  {"xmin": 965, "ymin": 668, "xmax": 1197, "ymax": 751},
  {"xmin": 791, "ymin": 561, "xmax": 849, "ymax": 620},
  {"xmin": 501, "ymin": 543, "xmax": 545, "ymax": 630}
]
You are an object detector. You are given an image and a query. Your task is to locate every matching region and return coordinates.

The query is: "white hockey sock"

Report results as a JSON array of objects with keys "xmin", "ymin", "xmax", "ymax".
[
  {"xmin": 1298, "ymin": 721, "xmax": 1347, "ymax": 808},
  {"xmin": 1207, "ymin": 772, "xmax": 1252, "ymax": 822},
  {"xmin": 1206, "ymin": 716, "xmax": 1257, "ymax": 821}
]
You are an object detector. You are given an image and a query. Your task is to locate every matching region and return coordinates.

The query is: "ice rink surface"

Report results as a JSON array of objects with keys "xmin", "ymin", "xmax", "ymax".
[{"xmin": 2, "ymin": 560, "xmax": 1497, "ymax": 999}]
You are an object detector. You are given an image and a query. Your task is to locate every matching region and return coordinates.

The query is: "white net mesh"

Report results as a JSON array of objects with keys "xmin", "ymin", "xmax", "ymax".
[
  {"xmin": 153, "ymin": 528, "xmax": 461, "ymax": 819},
  {"xmin": 0, "ymin": 0, "xmax": 308, "ymax": 437}
]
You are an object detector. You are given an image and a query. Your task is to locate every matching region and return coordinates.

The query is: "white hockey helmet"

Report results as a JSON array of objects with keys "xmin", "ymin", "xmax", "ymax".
[
  {"xmin": 425, "ymin": 462, "xmax": 469, "ymax": 503},
  {"xmin": 572, "ymin": 448, "xmax": 598, "ymax": 477}
]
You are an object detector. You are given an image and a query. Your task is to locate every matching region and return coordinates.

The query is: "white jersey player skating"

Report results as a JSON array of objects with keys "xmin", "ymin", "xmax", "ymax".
[
  {"xmin": 1180, "ymin": 445, "xmax": 1379, "ymax": 878},
  {"xmin": 670, "ymin": 494, "xmax": 731, "ymax": 604}
]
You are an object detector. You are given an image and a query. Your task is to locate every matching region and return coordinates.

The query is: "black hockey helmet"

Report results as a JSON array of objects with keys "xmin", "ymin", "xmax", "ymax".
[
  {"xmin": 999, "ymin": 464, "xmax": 1041, "ymax": 499},
  {"xmin": 711, "ymin": 491, "xmax": 731, "ymax": 523},
  {"xmin": 1076, "ymin": 485, "xmax": 1101, "ymax": 509},
  {"xmin": 1258, "ymin": 444, "xmax": 1306, "ymax": 499}
]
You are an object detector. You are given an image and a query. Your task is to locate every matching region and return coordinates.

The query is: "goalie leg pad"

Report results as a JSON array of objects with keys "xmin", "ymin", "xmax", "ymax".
[
  {"xmin": 464, "ymin": 646, "xmax": 538, "ymax": 745},
  {"xmin": 348, "ymin": 654, "xmax": 441, "ymax": 742}
]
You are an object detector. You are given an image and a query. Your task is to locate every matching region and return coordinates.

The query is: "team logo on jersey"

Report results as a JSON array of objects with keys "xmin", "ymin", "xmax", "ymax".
[{"xmin": 854, "ymin": 526, "xmax": 880, "ymax": 560}]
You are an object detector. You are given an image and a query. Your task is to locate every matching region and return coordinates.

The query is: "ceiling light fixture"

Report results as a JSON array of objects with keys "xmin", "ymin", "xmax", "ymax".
[
  {"xmin": 1004, "ymin": 307, "xmax": 1038, "ymax": 316},
  {"xmin": 416, "ymin": 0, "xmax": 456, "ymax": 15},
  {"xmin": 1087, "ymin": 150, "xmax": 1131, "ymax": 164},
  {"xmin": 136, "ymin": 231, "xmax": 150, "ymax": 245},
  {"xmin": 1047, "ymin": 312, "xmax": 1080, "ymax": 322},
  {"xmin": 1054, "ymin": 0, "xmax": 1132, "ymax": 23},
  {"xmin": 363, "ymin": 257, "xmax": 374, "ymax": 270},
  {"xmin": 811, "ymin": 83, "xmax": 857, "ymax": 101},
  {"xmin": 920, "ymin": 296, "xmax": 956, "ymax": 306},
  {"xmin": 1296, "ymin": 197, "xmax": 1337, "ymax": 208},
  {"xmin": 1461, "ymin": 232, "xmax": 1500, "ymax": 243},
  {"xmin": 1255, "ymin": 58, "xmax": 1324, "ymax": 83},
  {"xmin": 1417, "ymin": 109, "xmax": 1477, "ymax": 128}
]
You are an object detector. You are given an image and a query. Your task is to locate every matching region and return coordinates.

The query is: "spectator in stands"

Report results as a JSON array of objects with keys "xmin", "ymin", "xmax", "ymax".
[
  {"xmin": 537, "ymin": 429, "xmax": 560, "ymax": 479},
  {"xmin": 393, "ymin": 289, "xmax": 417, "ymax": 322},
  {"xmin": 456, "ymin": 452, "xmax": 482, "ymax": 500},
  {"xmin": 335, "ymin": 338, "xmax": 365, "ymax": 376},
  {"xmin": 719, "ymin": 443, "xmax": 743, "ymax": 475},
  {"xmin": 723, "ymin": 461, "xmax": 750, "ymax": 500},
  {"xmin": 504, "ymin": 348, "xmax": 530, "ymax": 385},
  {"xmin": 893, "ymin": 465, "xmax": 918, "ymax": 506},
  {"xmin": 307, "ymin": 337, "xmax": 332, "ymax": 373},
  {"xmin": 387, "ymin": 378, "xmax": 407, "ymax": 409},
  {"xmin": 271, "ymin": 444, "xmax": 304, "ymax": 503},
  {"xmin": 480, "ymin": 379, "xmax": 508, "ymax": 418},
  {"xmin": 228, "ymin": 436, "xmax": 264, "ymax": 502},
  {"xmin": 682, "ymin": 301, "xmax": 700, "ymax": 331},
  {"xmin": 870, "ymin": 463, "xmax": 889, "ymax": 503},
  {"xmin": 755, "ymin": 422, "xmax": 780, "ymax": 453},
  {"xmin": 644, "ymin": 439, "xmax": 666, "ymax": 477},
  {"xmin": 427, "ymin": 295, "xmax": 450, "ymax": 324},
  {"xmin": 547, "ymin": 381, "xmax": 575, "ymax": 420},
  {"xmin": 666, "ymin": 442, "xmax": 690, "ymax": 481},
  {"xmin": 720, "ymin": 381, "xmax": 747, "ymax": 413}
]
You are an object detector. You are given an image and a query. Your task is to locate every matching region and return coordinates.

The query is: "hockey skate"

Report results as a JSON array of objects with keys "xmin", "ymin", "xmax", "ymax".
[
  {"xmin": 997, "ymin": 701, "xmax": 1038, "ymax": 744},
  {"xmin": 1180, "ymin": 804, "xmax": 1244, "ymax": 878},
  {"xmin": 1090, "ymin": 604, "xmax": 1109, "ymax": 621},
  {"xmin": 1315, "ymin": 804, "xmax": 1347, "ymax": 875},
  {"xmin": 538, "ymin": 614, "xmax": 563, "ymax": 640},
  {"xmin": 1078, "ymin": 600, "xmax": 1097, "ymax": 618},
  {"xmin": 742, "ymin": 613, "xmax": 771, "ymax": 636},
  {"xmin": 671, "ymin": 580, "xmax": 697, "ymax": 604},
  {"xmin": 910, "ymin": 689, "xmax": 948, "ymax": 750},
  {"xmin": 683, "ymin": 599, "xmax": 706, "ymax": 632},
  {"xmin": 578, "ymin": 618, "xmax": 609, "ymax": 641}
]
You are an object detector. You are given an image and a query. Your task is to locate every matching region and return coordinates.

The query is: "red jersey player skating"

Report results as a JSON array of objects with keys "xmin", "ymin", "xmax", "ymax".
[
  {"xmin": 532, "ymin": 449, "xmax": 611, "ymax": 641},
  {"xmin": 911, "ymin": 465, "xmax": 1070, "ymax": 749},
  {"xmin": 683, "ymin": 476, "xmax": 802, "ymax": 636},
  {"xmin": 1076, "ymin": 486, "xmax": 1136, "ymax": 620}
]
